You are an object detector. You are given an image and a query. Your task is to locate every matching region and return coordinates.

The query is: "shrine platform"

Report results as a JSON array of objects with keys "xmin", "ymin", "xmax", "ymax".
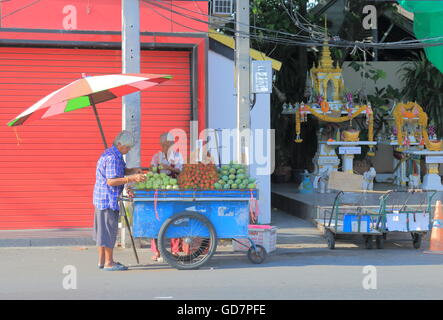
[{"xmin": 271, "ymin": 182, "xmax": 443, "ymax": 223}]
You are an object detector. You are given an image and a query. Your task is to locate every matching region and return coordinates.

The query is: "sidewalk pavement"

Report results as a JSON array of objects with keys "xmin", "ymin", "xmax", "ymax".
[
  {"xmin": 0, "ymin": 228, "xmax": 95, "ymax": 247},
  {"xmin": 0, "ymin": 210, "xmax": 322, "ymax": 253},
  {"xmin": 0, "ymin": 209, "xmax": 429, "ymax": 252}
]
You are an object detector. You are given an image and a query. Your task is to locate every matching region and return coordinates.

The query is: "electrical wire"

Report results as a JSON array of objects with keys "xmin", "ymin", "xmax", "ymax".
[
  {"xmin": 148, "ymin": 0, "xmax": 421, "ymax": 49},
  {"xmin": 144, "ymin": 0, "xmax": 336, "ymax": 42},
  {"xmin": 142, "ymin": 0, "xmax": 443, "ymax": 50},
  {"xmin": 146, "ymin": 0, "xmax": 441, "ymax": 48},
  {"xmin": 1, "ymin": 0, "xmax": 41, "ymax": 20}
]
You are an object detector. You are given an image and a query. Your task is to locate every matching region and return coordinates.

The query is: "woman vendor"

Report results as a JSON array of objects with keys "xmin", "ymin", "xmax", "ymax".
[{"xmin": 150, "ymin": 132, "xmax": 184, "ymax": 261}]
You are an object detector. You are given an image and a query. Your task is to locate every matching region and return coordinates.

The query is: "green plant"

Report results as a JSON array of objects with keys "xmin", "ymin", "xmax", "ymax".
[
  {"xmin": 348, "ymin": 61, "xmax": 387, "ymax": 84},
  {"xmin": 401, "ymin": 52, "xmax": 443, "ymax": 137}
]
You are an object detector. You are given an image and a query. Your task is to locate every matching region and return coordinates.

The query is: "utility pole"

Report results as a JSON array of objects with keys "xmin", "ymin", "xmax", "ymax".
[
  {"xmin": 121, "ymin": 0, "xmax": 141, "ymax": 249},
  {"xmin": 122, "ymin": 0, "xmax": 141, "ymax": 168},
  {"xmin": 372, "ymin": 19, "xmax": 378, "ymax": 61},
  {"xmin": 235, "ymin": 0, "xmax": 250, "ymax": 166}
]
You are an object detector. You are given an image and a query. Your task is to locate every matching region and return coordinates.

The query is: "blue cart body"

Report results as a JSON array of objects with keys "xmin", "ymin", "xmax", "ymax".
[{"xmin": 132, "ymin": 190, "xmax": 258, "ymax": 239}]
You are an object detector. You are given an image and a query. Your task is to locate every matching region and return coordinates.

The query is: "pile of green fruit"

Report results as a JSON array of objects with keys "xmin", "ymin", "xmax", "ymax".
[
  {"xmin": 134, "ymin": 165, "xmax": 179, "ymax": 190},
  {"xmin": 214, "ymin": 162, "xmax": 256, "ymax": 190}
]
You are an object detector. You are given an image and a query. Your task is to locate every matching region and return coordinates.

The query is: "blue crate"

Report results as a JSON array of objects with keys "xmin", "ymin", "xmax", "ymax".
[{"xmin": 343, "ymin": 215, "xmax": 371, "ymax": 232}]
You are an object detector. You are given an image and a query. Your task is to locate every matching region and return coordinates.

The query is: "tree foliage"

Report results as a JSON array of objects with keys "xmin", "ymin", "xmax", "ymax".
[{"xmin": 401, "ymin": 52, "xmax": 443, "ymax": 137}]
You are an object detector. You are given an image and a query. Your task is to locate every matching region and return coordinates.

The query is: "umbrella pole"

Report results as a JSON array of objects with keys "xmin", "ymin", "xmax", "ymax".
[
  {"xmin": 91, "ymin": 100, "xmax": 108, "ymax": 149},
  {"xmin": 119, "ymin": 198, "xmax": 140, "ymax": 264}
]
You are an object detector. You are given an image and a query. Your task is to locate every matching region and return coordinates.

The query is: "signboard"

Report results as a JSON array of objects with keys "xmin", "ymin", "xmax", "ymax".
[
  {"xmin": 425, "ymin": 156, "xmax": 443, "ymax": 164},
  {"xmin": 251, "ymin": 61, "xmax": 272, "ymax": 94},
  {"xmin": 320, "ymin": 158, "xmax": 340, "ymax": 164},
  {"xmin": 339, "ymin": 147, "xmax": 361, "ymax": 155},
  {"xmin": 328, "ymin": 171, "xmax": 364, "ymax": 191}
]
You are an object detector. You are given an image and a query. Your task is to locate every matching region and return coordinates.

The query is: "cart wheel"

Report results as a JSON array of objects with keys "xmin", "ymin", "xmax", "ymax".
[
  {"xmin": 364, "ymin": 235, "xmax": 373, "ymax": 249},
  {"xmin": 325, "ymin": 230, "xmax": 335, "ymax": 250},
  {"xmin": 247, "ymin": 245, "xmax": 267, "ymax": 264},
  {"xmin": 376, "ymin": 235, "xmax": 384, "ymax": 249},
  {"xmin": 412, "ymin": 233, "xmax": 422, "ymax": 249},
  {"xmin": 158, "ymin": 212, "xmax": 217, "ymax": 270}
]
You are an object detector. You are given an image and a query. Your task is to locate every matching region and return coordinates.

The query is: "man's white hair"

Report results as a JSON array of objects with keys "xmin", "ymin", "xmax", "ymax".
[
  {"xmin": 113, "ymin": 130, "xmax": 135, "ymax": 148},
  {"xmin": 160, "ymin": 132, "xmax": 174, "ymax": 143}
]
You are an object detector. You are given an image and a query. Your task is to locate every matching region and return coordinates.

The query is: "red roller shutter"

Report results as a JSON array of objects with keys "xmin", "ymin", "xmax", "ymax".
[{"xmin": 0, "ymin": 47, "xmax": 191, "ymax": 230}]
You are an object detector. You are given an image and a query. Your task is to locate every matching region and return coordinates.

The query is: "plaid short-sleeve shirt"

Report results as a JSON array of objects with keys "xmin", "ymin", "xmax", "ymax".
[{"xmin": 93, "ymin": 146, "xmax": 126, "ymax": 211}]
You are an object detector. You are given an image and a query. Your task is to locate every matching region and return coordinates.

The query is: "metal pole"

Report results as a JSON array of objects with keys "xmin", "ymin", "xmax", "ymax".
[
  {"xmin": 122, "ymin": 0, "xmax": 141, "ymax": 252},
  {"xmin": 119, "ymin": 198, "xmax": 140, "ymax": 264},
  {"xmin": 91, "ymin": 100, "xmax": 108, "ymax": 149},
  {"xmin": 122, "ymin": 0, "xmax": 141, "ymax": 168},
  {"xmin": 235, "ymin": 0, "xmax": 250, "ymax": 166},
  {"xmin": 372, "ymin": 11, "xmax": 378, "ymax": 61},
  {"xmin": 372, "ymin": 27, "xmax": 378, "ymax": 61}
]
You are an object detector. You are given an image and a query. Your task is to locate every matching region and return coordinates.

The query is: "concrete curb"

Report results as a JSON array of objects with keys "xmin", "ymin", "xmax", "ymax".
[{"xmin": 0, "ymin": 238, "xmax": 96, "ymax": 247}]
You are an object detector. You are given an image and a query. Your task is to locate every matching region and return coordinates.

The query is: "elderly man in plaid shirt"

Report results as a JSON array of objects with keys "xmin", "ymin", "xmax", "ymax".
[{"xmin": 93, "ymin": 130, "xmax": 146, "ymax": 271}]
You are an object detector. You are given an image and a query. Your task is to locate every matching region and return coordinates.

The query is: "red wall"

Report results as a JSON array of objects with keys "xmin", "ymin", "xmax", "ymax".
[
  {"xmin": 0, "ymin": 0, "xmax": 208, "ymax": 33},
  {"xmin": 1, "ymin": 0, "xmax": 208, "ymax": 131},
  {"xmin": 0, "ymin": 0, "xmax": 208, "ymax": 230}
]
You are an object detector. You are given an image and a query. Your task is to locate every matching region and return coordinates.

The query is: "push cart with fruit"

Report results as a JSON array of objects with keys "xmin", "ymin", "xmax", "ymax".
[{"xmin": 121, "ymin": 188, "xmax": 266, "ymax": 270}]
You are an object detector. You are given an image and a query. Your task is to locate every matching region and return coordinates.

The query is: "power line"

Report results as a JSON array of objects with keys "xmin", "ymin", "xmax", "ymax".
[
  {"xmin": 143, "ymin": 0, "xmax": 335, "ymax": 42},
  {"xmin": 1, "ymin": 0, "xmax": 41, "ymax": 20},
  {"xmin": 142, "ymin": 0, "xmax": 443, "ymax": 50}
]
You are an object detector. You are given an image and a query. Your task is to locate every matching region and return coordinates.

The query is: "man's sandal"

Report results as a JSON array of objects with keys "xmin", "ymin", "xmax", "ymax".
[
  {"xmin": 103, "ymin": 263, "xmax": 128, "ymax": 271},
  {"xmin": 99, "ymin": 261, "xmax": 124, "ymax": 269}
]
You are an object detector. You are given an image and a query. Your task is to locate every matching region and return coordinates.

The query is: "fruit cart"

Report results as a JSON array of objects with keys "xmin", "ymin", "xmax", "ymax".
[{"xmin": 122, "ymin": 189, "xmax": 266, "ymax": 270}]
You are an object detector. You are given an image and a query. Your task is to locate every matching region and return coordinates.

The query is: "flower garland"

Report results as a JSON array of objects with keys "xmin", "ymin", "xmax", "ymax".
[
  {"xmin": 294, "ymin": 104, "xmax": 373, "ymax": 144},
  {"xmin": 295, "ymin": 106, "xmax": 303, "ymax": 143},
  {"xmin": 306, "ymin": 104, "xmax": 367, "ymax": 123},
  {"xmin": 366, "ymin": 104, "xmax": 375, "ymax": 156},
  {"xmin": 393, "ymin": 102, "xmax": 429, "ymax": 148}
]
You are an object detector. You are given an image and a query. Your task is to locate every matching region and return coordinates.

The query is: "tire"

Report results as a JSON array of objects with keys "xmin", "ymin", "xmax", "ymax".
[
  {"xmin": 325, "ymin": 229, "xmax": 335, "ymax": 250},
  {"xmin": 247, "ymin": 245, "xmax": 267, "ymax": 264},
  {"xmin": 376, "ymin": 235, "xmax": 384, "ymax": 249},
  {"xmin": 158, "ymin": 212, "xmax": 217, "ymax": 270},
  {"xmin": 412, "ymin": 233, "xmax": 422, "ymax": 249},
  {"xmin": 364, "ymin": 235, "xmax": 373, "ymax": 249}
]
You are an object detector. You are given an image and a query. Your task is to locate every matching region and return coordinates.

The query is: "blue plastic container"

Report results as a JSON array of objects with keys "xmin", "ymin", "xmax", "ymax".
[
  {"xmin": 298, "ymin": 175, "xmax": 313, "ymax": 194},
  {"xmin": 343, "ymin": 215, "xmax": 371, "ymax": 232}
]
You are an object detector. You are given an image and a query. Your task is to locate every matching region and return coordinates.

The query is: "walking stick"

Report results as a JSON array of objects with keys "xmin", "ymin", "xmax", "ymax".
[{"xmin": 119, "ymin": 196, "xmax": 140, "ymax": 264}]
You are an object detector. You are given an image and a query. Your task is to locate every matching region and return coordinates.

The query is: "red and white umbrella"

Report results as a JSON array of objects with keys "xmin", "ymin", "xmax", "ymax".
[{"xmin": 7, "ymin": 73, "xmax": 172, "ymax": 148}]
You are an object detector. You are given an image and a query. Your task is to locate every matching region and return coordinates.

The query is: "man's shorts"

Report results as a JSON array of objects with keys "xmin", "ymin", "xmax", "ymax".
[{"xmin": 92, "ymin": 208, "xmax": 119, "ymax": 248}]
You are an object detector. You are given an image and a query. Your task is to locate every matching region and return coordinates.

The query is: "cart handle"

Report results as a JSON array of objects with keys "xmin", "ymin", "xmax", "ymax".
[
  {"xmin": 325, "ymin": 191, "xmax": 344, "ymax": 227},
  {"xmin": 118, "ymin": 195, "xmax": 133, "ymax": 203},
  {"xmin": 340, "ymin": 189, "xmax": 393, "ymax": 194},
  {"xmin": 380, "ymin": 189, "xmax": 437, "ymax": 201}
]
